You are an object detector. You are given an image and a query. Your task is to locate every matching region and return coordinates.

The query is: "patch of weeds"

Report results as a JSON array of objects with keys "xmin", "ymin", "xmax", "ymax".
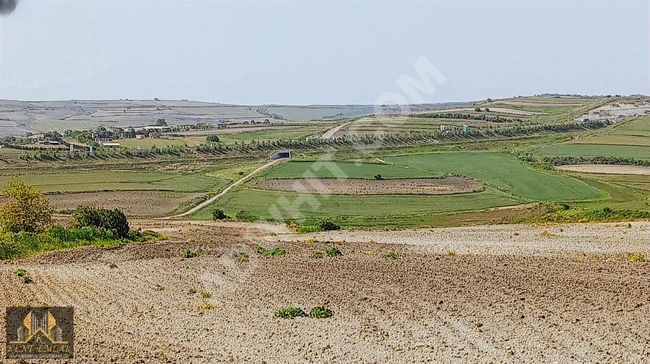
[
  {"xmin": 14, "ymin": 269, "xmax": 33, "ymax": 284},
  {"xmin": 155, "ymin": 284, "xmax": 165, "ymax": 291},
  {"xmin": 383, "ymin": 251, "xmax": 399, "ymax": 260},
  {"xmin": 235, "ymin": 252, "xmax": 249, "ymax": 263},
  {"xmin": 14, "ymin": 268, "xmax": 27, "ymax": 277},
  {"xmin": 200, "ymin": 291, "xmax": 212, "ymax": 299},
  {"xmin": 198, "ymin": 301, "xmax": 215, "ymax": 310},
  {"xmin": 287, "ymin": 221, "xmax": 300, "ymax": 231},
  {"xmin": 326, "ymin": 247, "xmax": 342, "ymax": 257},
  {"xmin": 108, "ymin": 263, "xmax": 118, "ymax": 269},
  {"xmin": 444, "ymin": 249, "xmax": 457, "ymax": 256},
  {"xmin": 309, "ymin": 306, "xmax": 333, "ymax": 319},
  {"xmin": 181, "ymin": 249, "xmax": 205, "ymax": 259},
  {"xmin": 188, "ymin": 288, "xmax": 197, "ymax": 295},
  {"xmin": 628, "ymin": 252, "xmax": 646, "ymax": 263},
  {"xmin": 311, "ymin": 251, "xmax": 324, "ymax": 259},
  {"xmin": 275, "ymin": 307, "xmax": 307, "ymax": 319},
  {"xmin": 539, "ymin": 230, "xmax": 550, "ymax": 237},
  {"xmin": 304, "ymin": 237, "xmax": 317, "ymax": 244},
  {"xmin": 256, "ymin": 246, "xmax": 286, "ymax": 256}
]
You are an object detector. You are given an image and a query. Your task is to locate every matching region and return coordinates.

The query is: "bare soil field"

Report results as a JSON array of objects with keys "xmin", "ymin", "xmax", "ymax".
[
  {"xmin": 557, "ymin": 164, "xmax": 650, "ymax": 176},
  {"xmin": 257, "ymin": 177, "xmax": 483, "ymax": 195},
  {"xmin": 0, "ymin": 220, "xmax": 648, "ymax": 362},
  {"xmin": 47, "ymin": 191, "xmax": 203, "ymax": 217}
]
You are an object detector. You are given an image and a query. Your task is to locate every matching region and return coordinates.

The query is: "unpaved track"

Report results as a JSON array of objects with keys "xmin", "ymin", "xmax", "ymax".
[
  {"xmin": 1, "ymin": 221, "xmax": 649, "ymax": 362},
  {"xmin": 170, "ymin": 159, "xmax": 283, "ymax": 218},
  {"xmin": 321, "ymin": 121, "xmax": 353, "ymax": 139}
]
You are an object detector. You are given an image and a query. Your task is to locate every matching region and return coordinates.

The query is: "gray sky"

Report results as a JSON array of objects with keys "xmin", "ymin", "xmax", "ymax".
[{"xmin": 0, "ymin": 0, "xmax": 648, "ymax": 104}]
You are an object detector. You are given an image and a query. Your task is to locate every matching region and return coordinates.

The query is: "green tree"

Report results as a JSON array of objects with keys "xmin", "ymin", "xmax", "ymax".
[
  {"xmin": 72, "ymin": 206, "xmax": 130, "ymax": 238},
  {"xmin": 0, "ymin": 179, "xmax": 53, "ymax": 233}
]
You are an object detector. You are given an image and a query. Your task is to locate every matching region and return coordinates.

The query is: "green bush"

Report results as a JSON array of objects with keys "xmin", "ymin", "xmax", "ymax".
[
  {"xmin": 72, "ymin": 206, "xmax": 130, "ymax": 239},
  {"xmin": 319, "ymin": 221, "xmax": 341, "ymax": 231},
  {"xmin": 256, "ymin": 246, "xmax": 286, "ymax": 256},
  {"xmin": 326, "ymin": 247, "xmax": 342, "ymax": 257},
  {"xmin": 383, "ymin": 251, "xmax": 399, "ymax": 259},
  {"xmin": 309, "ymin": 306, "xmax": 333, "ymax": 318},
  {"xmin": 181, "ymin": 249, "xmax": 205, "ymax": 258},
  {"xmin": 275, "ymin": 307, "xmax": 307, "ymax": 319},
  {"xmin": 212, "ymin": 209, "xmax": 228, "ymax": 220},
  {"xmin": 206, "ymin": 135, "xmax": 220, "ymax": 143}
]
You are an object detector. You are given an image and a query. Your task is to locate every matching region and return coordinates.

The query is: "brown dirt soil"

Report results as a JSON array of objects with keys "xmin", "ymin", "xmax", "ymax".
[
  {"xmin": 0, "ymin": 221, "xmax": 649, "ymax": 362},
  {"xmin": 257, "ymin": 177, "xmax": 483, "ymax": 195},
  {"xmin": 47, "ymin": 191, "xmax": 203, "ymax": 217},
  {"xmin": 556, "ymin": 164, "xmax": 650, "ymax": 176}
]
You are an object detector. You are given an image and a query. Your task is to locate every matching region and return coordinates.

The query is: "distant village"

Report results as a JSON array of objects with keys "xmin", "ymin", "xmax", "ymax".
[{"xmin": 9, "ymin": 118, "xmax": 274, "ymax": 150}]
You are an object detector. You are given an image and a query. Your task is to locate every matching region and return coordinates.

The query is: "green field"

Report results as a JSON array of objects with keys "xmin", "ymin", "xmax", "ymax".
[
  {"xmin": 534, "ymin": 117, "xmax": 650, "ymax": 159},
  {"xmin": 0, "ymin": 171, "xmax": 227, "ymax": 193},
  {"xmin": 536, "ymin": 144, "xmax": 650, "ymax": 160},
  {"xmin": 191, "ymin": 151, "xmax": 608, "ymax": 228},
  {"xmin": 386, "ymin": 152, "xmax": 605, "ymax": 201},
  {"xmin": 191, "ymin": 186, "xmax": 521, "ymax": 228}
]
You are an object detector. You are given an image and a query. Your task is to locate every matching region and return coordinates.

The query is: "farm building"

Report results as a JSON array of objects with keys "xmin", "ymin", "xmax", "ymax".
[{"xmin": 270, "ymin": 150, "xmax": 292, "ymax": 160}]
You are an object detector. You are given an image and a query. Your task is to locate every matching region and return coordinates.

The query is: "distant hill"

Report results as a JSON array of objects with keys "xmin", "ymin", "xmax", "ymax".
[{"xmin": 0, "ymin": 99, "xmax": 472, "ymax": 137}]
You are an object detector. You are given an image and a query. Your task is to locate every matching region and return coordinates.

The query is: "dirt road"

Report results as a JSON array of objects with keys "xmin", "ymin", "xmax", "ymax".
[
  {"xmin": 1, "ymin": 220, "xmax": 648, "ymax": 362},
  {"xmin": 170, "ymin": 159, "xmax": 283, "ymax": 218},
  {"xmin": 321, "ymin": 121, "xmax": 353, "ymax": 139}
]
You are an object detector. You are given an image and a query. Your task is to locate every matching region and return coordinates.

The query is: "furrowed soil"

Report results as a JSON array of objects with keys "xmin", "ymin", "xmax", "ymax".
[
  {"xmin": 1, "ymin": 220, "xmax": 649, "ymax": 363},
  {"xmin": 257, "ymin": 177, "xmax": 483, "ymax": 195},
  {"xmin": 46, "ymin": 191, "xmax": 203, "ymax": 217},
  {"xmin": 556, "ymin": 164, "xmax": 650, "ymax": 176}
]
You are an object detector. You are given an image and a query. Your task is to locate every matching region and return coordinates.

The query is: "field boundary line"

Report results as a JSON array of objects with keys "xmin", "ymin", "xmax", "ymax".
[{"xmin": 163, "ymin": 158, "xmax": 285, "ymax": 219}]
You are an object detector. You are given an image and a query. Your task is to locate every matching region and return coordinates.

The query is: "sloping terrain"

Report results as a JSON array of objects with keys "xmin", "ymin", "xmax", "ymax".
[
  {"xmin": 0, "ymin": 221, "xmax": 648, "ymax": 362},
  {"xmin": 0, "ymin": 100, "xmax": 471, "ymax": 137}
]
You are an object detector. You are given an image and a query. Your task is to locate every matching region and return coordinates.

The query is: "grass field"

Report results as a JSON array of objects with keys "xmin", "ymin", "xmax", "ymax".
[
  {"xmin": 536, "ymin": 144, "xmax": 650, "ymax": 160},
  {"xmin": 534, "ymin": 117, "xmax": 650, "ymax": 159},
  {"xmin": 0, "ymin": 171, "xmax": 228, "ymax": 193},
  {"xmin": 191, "ymin": 151, "xmax": 608, "ymax": 228},
  {"xmin": 386, "ymin": 152, "xmax": 605, "ymax": 201},
  {"xmin": 190, "ymin": 186, "xmax": 521, "ymax": 228}
]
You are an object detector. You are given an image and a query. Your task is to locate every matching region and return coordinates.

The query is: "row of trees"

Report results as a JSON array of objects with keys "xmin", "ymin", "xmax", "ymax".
[
  {"xmin": 13, "ymin": 120, "xmax": 613, "ymax": 163},
  {"xmin": 411, "ymin": 112, "xmax": 524, "ymax": 123}
]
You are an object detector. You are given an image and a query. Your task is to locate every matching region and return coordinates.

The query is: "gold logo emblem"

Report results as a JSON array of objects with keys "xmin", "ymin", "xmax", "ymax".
[{"xmin": 5, "ymin": 307, "xmax": 74, "ymax": 359}]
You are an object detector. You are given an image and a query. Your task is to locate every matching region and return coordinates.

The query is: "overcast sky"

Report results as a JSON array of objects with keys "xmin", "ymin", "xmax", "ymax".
[{"xmin": 0, "ymin": 0, "xmax": 647, "ymax": 104}]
